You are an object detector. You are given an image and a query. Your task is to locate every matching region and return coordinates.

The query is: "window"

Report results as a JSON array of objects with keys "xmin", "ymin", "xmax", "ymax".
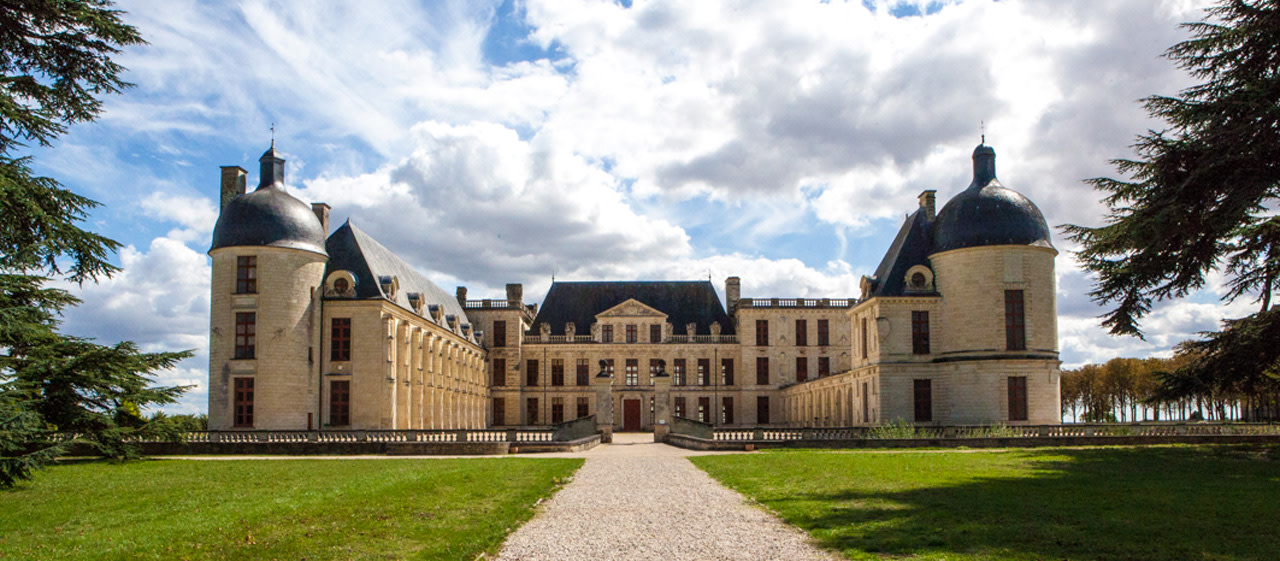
[
  {"xmin": 492, "ymin": 320, "xmax": 506, "ymax": 347},
  {"xmin": 526, "ymin": 359, "xmax": 539, "ymax": 387},
  {"xmin": 625, "ymin": 359, "xmax": 639, "ymax": 386},
  {"xmin": 796, "ymin": 357, "xmax": 808, "ymax": 383},
  {"xmin": 333, "ymin": 277, "xmax": 349, "ymax": 293},
  {"xmin": 234, "ymin": 312, "xmax": 256, "ymax": 359},
  {"xmin": 602, "ymin": 324, "xmax": 613, "ymax": 343},
  {"xmin": 795, "ymin": 319, "xmax": 807, "ymax": 346},
  {"xmin": 698, "ymin": 397, "xmax": 710, "ymax": 423},
  {"xmin": 722, "ymin": 397, "xmax": 735, "ymax": 425},
  {"xmin": 914, "ymin": 379, "xmax": 932, "ymax": 422},
  {"xmin": 650, "ymin": 324, "xmax": 662, "ymax": 343},
  {"xmin": 233, "ymin": 377, "xmax": 254, "ymax": 427},
  {"xmin": 757, "ymin": 396, "xmax": 770, "ymax": 425},
  {"xmin": 492, "ymin": 397, "xmax": 505, "ymax": 425},
  {"xmin": 818, "ymin": 356, "xmax": 830, "ymax": 378},
  {"xmin": 551, "ymin": 397, "xmax": 565, "ymax": 424},
  {"xmin": 721, "ymin": 358, "xmax": 734, "ymax": 386},
  {"xmin": 756, "ymin": 357, "xmax": 769, "ymax": 385},
  {"xmin": 551, "ymin": 359, "xmax": 564, "ymax": 386},
  {"xmin": 606, "ymin": 359, "xmax": 615, "ymax": 378},
  {"xmin": 576, "ymin": 359, "xmax": 589, "ymax": 386},
  {"xmin": 492, "ymin": 358, "xmax": 506, "ymax": 386},
  {"xmin": 755, "ymin": 319, "xmax": 769, "ymax": 346},
  {"xmin": 626, "ymin": 324, "xmax": 637, "ymax": 343},
  {"xmin": 1008, "ymin": 376, "xmax": 1028, "ymax": 421},
  {"xmin": 674, "ymin": 397, "xmax": 686, "ymax": 419},
  {"xmin": 697, "ymin": 358, "xmax": 710, "ymax": 386},
  {"xmin": 1005, "ymin": 290, "xmax": 1026, "ymax": 351},
  {"xmin": 527, "ymin": 398, "xmax": 539, "ymax": 425},
  {"xmin": 673, "ymin": 359, "xmax": 686, "ymax": 386},
  {"xmin": 861, "ymin": 382, "xmax": 870, "ymax": 423},
  {"xmin": 576, "ymin": 397, "xmax": 589, "ymax": 419},
  {"xmin": 911, "ymin": 311, "xmax": 930, "ymax": 355},
  {"xmin": 817, "ymin": 319, "xmax": 829, "ymax": 346},
  {"xmin": 329, "ymin": 380, "xmax": 350, "ymax": 426},
  {"xmin": 330, "ymin": 318, "xmax": 351, "ymax": 361},
  {"xmin": 860, "ymin": 318, "xmax": 869, "ymax": 359},
  {"xmin": 911, "ymin": 271, "xmax": 927, "ymax": 289},
  {"xmin": 235, "ymin": 256, "xmax": 257, "ymax": 294},
  {"xmin": 649, "ymin": 359, "xmax": 661, "ymax": 385}
]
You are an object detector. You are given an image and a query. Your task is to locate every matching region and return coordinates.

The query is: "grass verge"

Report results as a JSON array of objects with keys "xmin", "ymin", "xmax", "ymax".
[
  {"xmin": 0, "ymin": 457, "xmax": 581, "ymax": 560},
  {"xmin": 691, "ymin": 446, "xmax": 1280, "ymax": 560}
]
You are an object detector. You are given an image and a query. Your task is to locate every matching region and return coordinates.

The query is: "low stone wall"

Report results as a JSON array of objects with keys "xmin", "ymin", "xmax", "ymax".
[
  {"xmin": 60, "ymin": 433, "xmax": 601, "ymax": 457},
  {"xmin": 667, "ymin": 433, "xmax": 1280, "ymax": 451},
  {"xmin": 512, "ymin": 434, "xmax": 601, "ymax": 454}
]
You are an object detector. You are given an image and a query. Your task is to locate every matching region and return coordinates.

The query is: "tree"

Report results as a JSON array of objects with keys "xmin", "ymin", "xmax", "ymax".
[
  {"xmin": 1065, "ymin": 0, "xmax": 1280, "ymax": 336},
  {"xmin": 0, "ymin": 0, "xmax": 191, "ymax": 486}
]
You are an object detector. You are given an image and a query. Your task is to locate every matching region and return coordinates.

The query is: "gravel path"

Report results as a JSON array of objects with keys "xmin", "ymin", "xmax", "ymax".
[{"xmin": 495, "ymin": 447, "xmax": 837, "ymax": 560}]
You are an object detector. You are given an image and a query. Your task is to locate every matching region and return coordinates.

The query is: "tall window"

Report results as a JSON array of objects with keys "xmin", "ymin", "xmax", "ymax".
[
  {"xmin": 817, "ymin": 319, "xmax": 830, "ymax": 346},
  {"xmin": 756, "ymin": 357, "xmax": 769, "ymax": 385},
  {"xmin": 913, "ymin": 379, "xmax": 932, "ymax": 422},
  {"xmin": 551, "ymin": 397, "xmax": 565, "ymax": 424},
  {"xmin": 601, "ymin": 324, "xmax": 613, "ymax": 343},
  {"xmin": 492, "ymin": 358, "xmax": 506, "ymax": 387},
  {"xmin": 626, "ymin": 324, "xmax": 638, "ymax": 343},
  {"xmin": 1008, "ymin": 376, "xmax": 1028, "ymax": 421},
  {"xmin": 757, "ymin": 396, "xmax": 770, "ymax": 425},
  {"xmin": 795, "ymin": 356, "xmax": 808, "ymax": 383},
  {"xmin": 576, "ymin": 359, "xmax": 589, "ymax": 386},
  {"xmin": 795, "ymin": 319, "xmax": 807, "ymax": 346},
  {"xmin": 606, "ymin": 359, "xmax": 615, "ymax": 378},
  {"xmin": 649, "ymin": 359, "xmax": 661, "ymax": 385},
  {"xmin": 492, "ymin": 320, "xmax": 506, "ymax": 347},
  {"xmin": 625, "ymin": 359, "xmax": 639, "ymax": 386},
  {"xmin": 492, "ymin": 397, "xmax": 505, "ymax": 425},
  {"xmin": 697, "ymin": 358, "xmax": 710, "ymax": 386},
  {"xmin": 551, "ymin": 359, "xmax": 564, "ymax": 386},
  {"xmin": 674, "ymin": 397, "xmax": 686, "ymax": 418},
  {"xmin": 576, "ymin": 397, "xmax": 589, "ymax": 418},
  {"xmin": 721, "ymin": 358, "xmax": 734, "ymax": 386},
  {"xmin": 527, "ymin": 398, "xmax": 539, "ymax": 425},
  {"xmin": 698, "ymin": 396, "xmax": 710, "ymax": 423},
  {"xmin": 235, "ymin": 256, "xmax": 257, "ymax": 294},
  {"xmin": 330, "ymin": 380, "xmax": 350, "ymax": 426},
  {"xmin": 1005, "ymin": 290, "xmax": 1026, "ymax": 351},
  {"xmin": 234, "ymin": 312, "xmax": 256, "ymax": 360},
  {"xmin": 673, "ymin": 359, "xmax": 686, "ymax": 386},
  {"xmin": 722, "ymin": 397, "xmax": 735, "ymax": 425},
  {"xmin": 860, "ymin": 318, "xmax": 869, "ymax": 359},
  {"xmin": 650, "ymin": 324, "xmax": 662, "ymax": 343},
  {"xmin": 818, "ymin": 356, "xmax": 830, "ymax": 378},
  {"xmin": 233, "ymin": 377, "xmax": 254, "ymax": 427},
  {"xmin": 526, "ymin": 359, "xmax": 539, "ymax": 387},
  {"xmin": 330, "ymin": 318, "xmax": 351, "ymax": 361},
  {"xmin": 861, "ymin": 382, "xmax": 870, "ymax": 423},
  {"xmin": 911, "ymin": 311, "xmax": 930, "ymax": 355},
  {"xmin": 755, "ymin": 319, "xmax": 769, "ymax": 346}
]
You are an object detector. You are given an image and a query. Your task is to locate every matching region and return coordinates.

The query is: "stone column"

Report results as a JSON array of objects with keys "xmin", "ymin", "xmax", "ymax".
[
  {"xmin": 592, "ymin": 359, "xmax": 615, "ymax": 443},
  {"xmin": 652, "ymin": 359, "xmax": 671, "ymax": 443}
]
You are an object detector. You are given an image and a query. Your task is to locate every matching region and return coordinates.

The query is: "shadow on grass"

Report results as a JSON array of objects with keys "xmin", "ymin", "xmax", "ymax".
[{"xmin": 736, "ymin": 447, "xmax": 1280, "ymax": 560}]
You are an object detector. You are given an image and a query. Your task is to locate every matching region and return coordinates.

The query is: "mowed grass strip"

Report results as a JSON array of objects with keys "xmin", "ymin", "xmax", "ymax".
[
  {"xmin": 0, "ymin": 457, "xmax": 582, "ymax": 560},
  {"xmin": 691, "ymin": 446, "xmax": 1280, "ymax": 561}
]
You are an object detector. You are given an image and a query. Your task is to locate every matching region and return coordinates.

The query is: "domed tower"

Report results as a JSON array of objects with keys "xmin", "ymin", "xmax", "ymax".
[
  {"xmin": 929, "ymin": 144, "xmax": 1060, "ymax": 423},
  {"xmin": 208, "ymin": 144, "xmax": 331, "ymax": 430}
]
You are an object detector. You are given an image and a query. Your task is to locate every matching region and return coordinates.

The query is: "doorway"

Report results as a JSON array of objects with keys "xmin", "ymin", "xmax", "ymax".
[{"xmin": 623, "ymin": 399, "xmax": 642, "ymax": 431}]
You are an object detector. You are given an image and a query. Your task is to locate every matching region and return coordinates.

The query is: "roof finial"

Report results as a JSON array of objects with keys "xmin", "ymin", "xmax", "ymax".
[
  {"xmin": 270, "ymin": 122, "xmax": 275, "ymax": 148},
  {"xmin": 980, "ymin": 121, "xmax": 985, "ymax": 145}
]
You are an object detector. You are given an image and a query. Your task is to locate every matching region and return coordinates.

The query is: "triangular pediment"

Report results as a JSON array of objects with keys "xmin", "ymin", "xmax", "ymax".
[{"xmin": 596, "ymin": 298, "xmax": 669, "ymax": 319}]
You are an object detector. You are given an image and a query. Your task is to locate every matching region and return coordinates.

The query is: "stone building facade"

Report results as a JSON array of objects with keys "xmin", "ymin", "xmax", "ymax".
[{"xmin": 207, "ymin": 143, "xmax": 1060, "ymax": 430}]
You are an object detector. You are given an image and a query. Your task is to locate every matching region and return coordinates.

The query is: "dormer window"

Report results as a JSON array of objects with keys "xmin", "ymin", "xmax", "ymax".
[
  {"xmin": 333, "ymin": 277, "xmax": 349, "ymax": 293},
  {"xmin": 911, "ymin": 272, "xmax": 926, "ymax": 288},
  {"xmin": 378, "ymin": 275, "xmax": 399, "ymax": 299},
  {"xmin": 325, "ymin": 270, "xmax": 357, "ymax": 298},
  {"xmin": 406, "ymin": 292, "xmax": 424, "ymax": 315},
  {"xmin": 904, "ymin": 265, "xmax": 935, "ymax": 293}
]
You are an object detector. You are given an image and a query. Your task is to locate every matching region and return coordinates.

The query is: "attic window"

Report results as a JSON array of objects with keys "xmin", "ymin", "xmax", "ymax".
[
  {"xmin": 911, "ymin": 272, "xmax": 926, "ymax": 288},
  {"xmin": 324, "ymin": 270, "xmax": 357, "ymax": 298},
  {"xmin": 904, "ymin": 266, "xmax": 935, "ymax": 293},
  {"xmin": 378, "ymin": 275, "xmax": 399, "ymax": 299},
  {"xmin": 334, "ymin": 278, "xmax": 349, "ymax": 293},
  {"xmin": 406, "ymin": 292, "xmax": 424, "ymax": 315}
]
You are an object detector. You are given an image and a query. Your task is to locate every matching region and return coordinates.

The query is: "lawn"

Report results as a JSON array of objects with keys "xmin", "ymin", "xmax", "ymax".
[
  {"xmin": 691, "ymin": 446, "xmax": 1280, "ymax": 561},
  {"xmin": 0, "ymin": 457, "xmax": 582, "ymax": 560}
]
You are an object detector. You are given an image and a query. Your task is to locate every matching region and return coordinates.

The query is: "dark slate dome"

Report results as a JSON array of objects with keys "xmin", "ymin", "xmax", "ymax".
[
  {"xmin": 931, "ymin": 144, "xmax": 1053, "ymax": 254},
  {"xmin": 209, "ymin": 145, "xmax": 327, "ymax": 255}
]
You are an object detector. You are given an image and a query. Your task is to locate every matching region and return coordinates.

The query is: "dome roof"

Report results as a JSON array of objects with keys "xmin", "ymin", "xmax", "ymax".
[
  {"xmin": 932, "ymin": 144, "xmax": 1053, "ymax": 254},
  {"xmin": 209, "ymin": 145, "xmax": 327, "ymax": 255}
]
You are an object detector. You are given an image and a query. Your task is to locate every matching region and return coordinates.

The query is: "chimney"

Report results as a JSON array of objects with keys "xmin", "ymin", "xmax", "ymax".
[
  {"xmin": 725, "ymin": 276, "xmax": 741, "ymax": 314},
  {"xmin": 311, "ymin": 202, "xmax": 331, "ymax": 234},
  {"xmin": 455, "ymin": 286, "xmax": 467, "ymax": 307},
  {"xmin": 219, "ymin": 166, "xmax": 247, "ymax": 210},
  {"xmin": 506, "ymin": 283, "xmax": 523, "ymax": 306},
  {"xmin": 918, "ymin": 190, "xmax": 936, "ymax": 220}
]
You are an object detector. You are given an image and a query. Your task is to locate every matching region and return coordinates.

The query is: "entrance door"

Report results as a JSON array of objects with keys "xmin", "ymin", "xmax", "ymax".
[{"xmin": 623, "ymin": 399, "xmax": 642, "ymax": 431}]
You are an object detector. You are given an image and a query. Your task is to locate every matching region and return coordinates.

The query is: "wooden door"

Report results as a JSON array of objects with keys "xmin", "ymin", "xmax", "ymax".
[{"xmin": 623, "ymin": 399, "xmax": 642, "ymax": 431}]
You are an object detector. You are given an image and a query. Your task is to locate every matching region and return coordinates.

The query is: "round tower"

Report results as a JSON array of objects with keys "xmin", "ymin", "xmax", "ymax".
[
  {"xmin": 208, "ymin": 144, "xmax": 329, "ymax": 430},
  {"xmin": 928, "ymin": 144, "xmax": 1060, "ymax": 423}
]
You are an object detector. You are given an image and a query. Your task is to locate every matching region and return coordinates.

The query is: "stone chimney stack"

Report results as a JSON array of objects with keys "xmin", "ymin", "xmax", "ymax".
[
  {"xmin": 311, "ymin": 202, "xmax": 331, "ymax": 235},
  {"xmin": 506, "ymin": 283, "xmax": 523, "ymax": 306},
  {"xmin": 219, "ymin": 166, "xmax": 247, "ymax": 211},
  {"xmin": 918, "ymin": 190, "xmax": 936, "ymax": 220},
  {"xmin": 455, "ymin": 286, "xmax": 467, "ymax": 307},
  {"xmin": 725, "ymin": 276, "xmax": 741, "ymax": 314}
]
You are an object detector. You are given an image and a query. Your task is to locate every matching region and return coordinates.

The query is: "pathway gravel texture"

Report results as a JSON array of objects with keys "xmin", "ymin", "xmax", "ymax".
[{"xmin": 495, "ymin": 434, "xmax": 838, "ymax": 561}]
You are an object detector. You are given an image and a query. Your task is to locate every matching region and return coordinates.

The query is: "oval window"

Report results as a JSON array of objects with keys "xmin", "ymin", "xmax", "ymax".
[
  {"xmin": 911, "ymin": 272, "xmax": 926, "ymax": 288},
  {"xmin": 334, "ymin": 277, "xmax": 350, "ymax": 293}
]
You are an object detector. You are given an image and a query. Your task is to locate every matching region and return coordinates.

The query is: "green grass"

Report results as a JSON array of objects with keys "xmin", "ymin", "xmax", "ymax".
[
  {"xmin": 0, "ymin": 457, "xmax": 582, "ymax": 560},
  {"xmin": 691, "ymin": 446, "xmax": 1280, "ymax": 561}
]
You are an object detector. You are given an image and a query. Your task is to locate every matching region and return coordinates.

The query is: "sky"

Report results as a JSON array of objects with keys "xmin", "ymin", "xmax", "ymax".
[{"xmin": 30, "ymin": 0, "xmax": 1254, "ymax": 415}]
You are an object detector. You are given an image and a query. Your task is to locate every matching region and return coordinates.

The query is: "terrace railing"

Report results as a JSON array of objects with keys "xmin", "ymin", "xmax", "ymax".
[{"xmin": 704, "ymin": 422, "xmax": 1280, "ymax": 442}]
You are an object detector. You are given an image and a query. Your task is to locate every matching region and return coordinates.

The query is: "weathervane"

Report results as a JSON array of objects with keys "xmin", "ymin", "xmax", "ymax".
[
  {"xmin": 981, "ymin": 121, "xmax": 985, "ymax": 144},
  {"xmin": 270, "ymin": 122, "xmax": 276, "ymax": 147}
]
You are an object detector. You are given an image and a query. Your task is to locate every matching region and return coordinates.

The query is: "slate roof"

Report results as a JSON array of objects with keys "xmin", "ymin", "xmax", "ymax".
[
  {"xmin": 324, "ymin": 220, "xmax": 470, "ymax": 331},
  {"xmin": 210, "ymin": 182, "xmax": 327, "ymax": 255},
  {"xmin": 932, "ymin": 145, "xmax": 1054, "ymax": 254},
  {"xmin": 531, "ymin": 281, "xmax": 734, "ymax": 335},
  {"xmin": 867, "ymin": 208, "xmax": 934, "ymax": 298}
]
